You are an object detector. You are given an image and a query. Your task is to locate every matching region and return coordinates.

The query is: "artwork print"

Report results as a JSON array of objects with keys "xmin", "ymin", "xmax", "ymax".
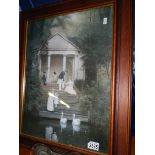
[{"xmin": 21, "ymin": 5, "xmax": 113, "ymax": 154}]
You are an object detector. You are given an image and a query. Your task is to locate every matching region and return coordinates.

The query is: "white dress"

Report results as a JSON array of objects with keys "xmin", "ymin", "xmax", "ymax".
[
  {"xmin": 47, "ymin": 96, "xmax": 54, "ymax": 111},
  {"xmin": 45, "ymin": 126, "xmax": 53, "ymax": 140},
  {"xmin": 64, "ymin": 80, "xmax": 76, "ymax": 95}
]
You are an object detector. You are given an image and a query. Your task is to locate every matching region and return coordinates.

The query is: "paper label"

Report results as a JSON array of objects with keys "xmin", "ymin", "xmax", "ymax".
[
  {"xmin": 87, "ymin": 141, "xmax": 99, "ymax": 151},
  {"xmin": 103, "ymin": 17, "xmax": 108, "ymax": 24}
]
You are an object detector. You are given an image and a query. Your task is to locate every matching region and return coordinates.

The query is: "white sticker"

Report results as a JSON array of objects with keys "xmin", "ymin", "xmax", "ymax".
[
  {"xmin": 87, "ymin": 141, "xmax": 99, "ymax": 151},
  {"xmin": 103, "ymin": 17, "xmax": 108, "ymax": 24}
]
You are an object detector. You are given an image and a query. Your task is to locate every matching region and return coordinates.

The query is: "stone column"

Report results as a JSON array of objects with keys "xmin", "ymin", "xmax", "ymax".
[
  {"xmin": 63, "ymin": 55, "xmax": 66, "ymax": 71},
  {"xmin": 72, "ymin": 57, "xmax": 75, "ymax": 81},
  {"xmin": 47, "ymin": 55, "xmax": 51, "ymax": 83},
  {"xmin": 74, "ymin": 55, "xmax": 78, "ymax": 80}
]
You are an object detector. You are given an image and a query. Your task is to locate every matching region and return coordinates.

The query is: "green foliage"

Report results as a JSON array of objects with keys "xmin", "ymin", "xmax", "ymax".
[
  {"xmin": 70, "ymin": 7, "xmax": 113, "ymax": 82},
  {"xmin": 24, "ymin": 47, "xmax": 42, "ymax": 112},
  {"xmin": 74, "ymin": 79, "xmax": 85, "ymax": 91},
  {"xmin": 78, "ymin": 81, "xmax": 105, "ymax": 126}
]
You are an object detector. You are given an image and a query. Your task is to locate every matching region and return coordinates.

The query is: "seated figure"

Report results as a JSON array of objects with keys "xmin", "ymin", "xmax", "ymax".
[{"xmin": 64, "ymin": 79, "xmax": 76, "ymax": 95}]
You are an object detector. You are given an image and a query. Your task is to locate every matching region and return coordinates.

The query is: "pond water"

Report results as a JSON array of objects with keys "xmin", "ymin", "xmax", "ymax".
[{"xmin": 22, "ymin": 117, "xmax": 109, "ymax": 154}]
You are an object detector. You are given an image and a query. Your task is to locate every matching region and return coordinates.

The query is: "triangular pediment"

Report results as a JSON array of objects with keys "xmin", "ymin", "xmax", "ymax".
[{"xmin": 40, "ymin": 33, "xmax": 79, "ymax": 51}]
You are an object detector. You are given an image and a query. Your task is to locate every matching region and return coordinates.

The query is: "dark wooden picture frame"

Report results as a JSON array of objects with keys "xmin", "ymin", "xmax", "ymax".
[{"xmin": 19, "ymin": 0, "xmax": 132, "ymax": 155}]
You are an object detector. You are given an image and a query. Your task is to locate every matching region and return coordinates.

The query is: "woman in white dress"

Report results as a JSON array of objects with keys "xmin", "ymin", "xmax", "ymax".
[{"xmin": 64, "ymin": 79, "xmax": 76, "ymax": 95}]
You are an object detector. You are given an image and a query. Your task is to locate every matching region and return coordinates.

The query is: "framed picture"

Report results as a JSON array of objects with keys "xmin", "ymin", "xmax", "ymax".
[{"xmin": 20, "ymin": 0, "xmax": 132, "ymax": 155}]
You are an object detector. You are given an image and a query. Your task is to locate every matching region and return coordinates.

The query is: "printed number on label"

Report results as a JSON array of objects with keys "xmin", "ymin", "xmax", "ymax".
[{"xmin": 87, "ymin": 141, "xmax": 99, "ymax": 151}]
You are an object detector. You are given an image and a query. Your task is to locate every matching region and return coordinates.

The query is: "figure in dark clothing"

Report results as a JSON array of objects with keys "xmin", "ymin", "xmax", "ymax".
[
  {"xmin": 58, "ymin": 71, "xmax": 65, "ymax": 81},
  {"xmin": 53, "ymin": 72, "xmax": 57, "ymax": 81},
  {"xmin": 57, "ymin": 71, "xmax": 65, "ymax": 90},
  {"xmin": 42, "ymin": 73, "xmax": 46, "ymax": 85}
]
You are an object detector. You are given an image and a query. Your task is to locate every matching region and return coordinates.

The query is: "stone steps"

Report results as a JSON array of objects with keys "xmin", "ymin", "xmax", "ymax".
[
  {"xmin": 40, "ymin": 101, "xmax": 80, "ymax": 111},
  {"xmin": 39, "ymin": 105, "xmax": 88, "ymax": 119},
  {"xmin": 39, "ymin": 89, "xmax": 79, "ymax": 105},
  {"xmin": 38, "ymin": 83, "xmax": 89, "ymax": 122},
  {"xmin": 39, "ymin": 97, "xmax": 78, "ymax": 105},
  {"xmin": 55, "ymin": 105, "xmax": 80, "ymax": 112},
  {"xmin": 40, "ymin": 93, "xmax": 78, "ymax": 100},
  {"xmin": 39, "ymin": 110, "xmax": 89, "ymax": 122}
]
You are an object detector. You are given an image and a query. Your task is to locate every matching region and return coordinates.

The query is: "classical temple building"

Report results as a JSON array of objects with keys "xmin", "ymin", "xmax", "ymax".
[{"xmin": 38, "ymin": 33, "xmax": 85, "ymax": 84}]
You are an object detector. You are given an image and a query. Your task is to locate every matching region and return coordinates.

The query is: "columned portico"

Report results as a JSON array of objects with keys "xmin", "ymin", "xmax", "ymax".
[
  {"xmin": 46, "ymin": 54, "xmax": 72, "ymax": 83},
  {"xmin": 38, "ymin": 33, "xmax": 85, "ymax": 84}
]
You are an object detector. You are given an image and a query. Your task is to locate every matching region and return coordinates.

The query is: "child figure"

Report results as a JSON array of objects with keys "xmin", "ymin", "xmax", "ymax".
[
  {"xmin": 41, "ymin": 72, "xmax": 46, "ymax": 85},
  {"xmin": 57, "ymin": 71, "xmax": 65, "ymax": 90}
]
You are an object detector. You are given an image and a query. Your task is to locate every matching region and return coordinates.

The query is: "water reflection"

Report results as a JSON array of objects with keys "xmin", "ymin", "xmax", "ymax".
[
  {"xmin": 52, "ymin": 132, "xmax": 58, "ymax": 142},
  {"xmin": 23, "ymin": 117, "xmax": 108, "ymax": 153},
  {"xmin": 72, "ymin": 124, "xmax": 80, "ymax": 135},
  {"xmin": 45, "ymin": 126, "xmax": 53, "ymax": 140},
  {"xmin": 45, "ymin": 126, "xmax": 58, "ymax": 142}
]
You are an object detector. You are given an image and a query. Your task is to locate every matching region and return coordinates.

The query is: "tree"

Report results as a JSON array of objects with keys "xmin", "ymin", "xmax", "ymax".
[{"xmin": 73, "ymin": 7, "xmax": 113, "ymax": 83}]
